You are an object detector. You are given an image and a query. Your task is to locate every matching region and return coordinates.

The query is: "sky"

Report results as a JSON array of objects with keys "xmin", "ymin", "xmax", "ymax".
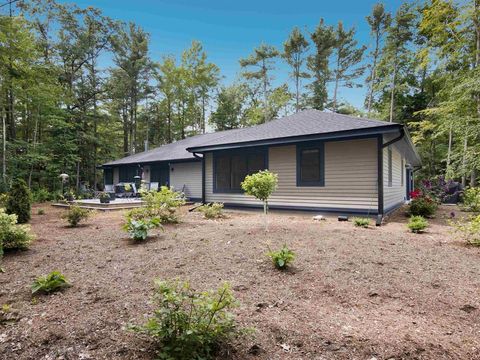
[{"xmin": 58, "ymin": 0, "xmax": 405, "ymax": 109}]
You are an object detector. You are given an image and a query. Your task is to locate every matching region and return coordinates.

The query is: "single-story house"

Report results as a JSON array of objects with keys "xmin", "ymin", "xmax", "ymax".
[{"xmin": 102, "ymin": 110, "xmax": 421, "ymax": 221}]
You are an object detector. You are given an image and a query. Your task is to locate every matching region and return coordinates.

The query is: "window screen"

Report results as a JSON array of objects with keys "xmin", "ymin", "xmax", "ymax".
[
  {"xmin": 297, "ymin": 143, "xmax": 324, "ymax": 186},
  {"xmin": 388, "ymin": 146, "xmax": 393, "ymax": 187}
]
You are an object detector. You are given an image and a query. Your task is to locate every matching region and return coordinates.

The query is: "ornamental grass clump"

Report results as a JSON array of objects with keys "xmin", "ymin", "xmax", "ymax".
[
  {"xmin": 353, "ymin": 217, "xmax": 370, "ymax": 228},
  {"xmin": 31, "ymin": 271, "xmax": 70, "ymax": 295},
  {"xmin": 241, "ymin": 170, "xmax": 278, "ymax": 231},
  {"xmin": 129, "ymin": 280, "xmax": 240, "ymax": 360},
  {"xmin": 407, "ymin": 215, "xmax": 428, "ymax": 233},
  {"xmin": 267, "ymin": 244, "xmax": 295, "ymax": 270},
  {"xmin": 197, "ymin": 203, "xmax": 225, "ymax": 219}
]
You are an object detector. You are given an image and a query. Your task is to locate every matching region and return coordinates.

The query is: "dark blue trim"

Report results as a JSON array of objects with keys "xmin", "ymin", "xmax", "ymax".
[
  {"xmin": 377, "ymin": 135, "xmax": 384, "ymax": 218},
  {"xmin": 220, "ymin": 202, "xmax": 378, "ymax": 215},
  {"xmin": 187, "ymin": 125, "xmax": 402, "ymax": 153},
  {"xmin": 212, "ymin": 147, "xmax": 268, "ymax": 194},
  {"xmin": 296, "ymin": 142, "xmax": 325, "ymax": 187},
  {"xmin": 188, "ymin": 197, "xmax": 202, "ymax": 203}
]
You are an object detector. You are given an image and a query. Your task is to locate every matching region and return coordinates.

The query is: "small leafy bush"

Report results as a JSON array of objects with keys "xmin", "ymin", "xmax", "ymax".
[
  {"xmin": 407, "ymin": 215, "xmax": 428, "ymax": 233},
  {"xmin": 32, "ymin": 188, "xmax": 53, "ymax": 203},
  {"xmin": 37, "ymin": 208, "xmax": 45, "ymax": 215},
  {"xmin": 62, "ymin": 205, "xmax": 91, "ymax": 227},
  {"xmin": 141, "ymin": 186, "xmax": 186, "ymax": 223},
  {"xmin": 241, "ymin": 170, "xmax": 278, "ymax": 231},
  {"xmin": 353, "ymin": 217, "xmax": 370, "ymax": 228},
  {"xmin": 0, "ymin": 209, "xmax": 35, "ymax": 251},
  {"xmin": 451, "ymin": 214, "xmax": 480, "ymax": 246},
  {"xmin": 123, "ymin": 217, "xmax": 162, "ymax": 241},
  {"xmin": 408, "ymin": 195, "xmax": 437, "ymax": 217},
  {"xmin": 197, "ymin": 203, "xmax": 225, "ymax": 219},
  {"xmin": 461, "ymin": 187, "xmax": 480, "ymax": 212},
  {"xmin": 0, "ymin": 194, "xmax": 7, "ymax": 208},
  {"xmin": 31, "ymin": 271, "xmax": 70, "ymax": 295},
  {"xmin": 129, "ymin": 280, "xmax": 239, "ymax": 360},
  {"xmin": 267, "ymin": 244, "xmax": 295, "ymax": 270},
  {"xmin": 6, "ymin": 178, "xmax": 32, "ymax": 223}
]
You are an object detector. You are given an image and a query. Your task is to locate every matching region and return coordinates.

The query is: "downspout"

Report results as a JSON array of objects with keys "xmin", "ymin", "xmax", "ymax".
[
  {"xmin": 376, "ymin": 128, "xmax": 405, "ymax": 226},
  {"xmin": 193, "ymin": 152, "xmax": 205, "ymax": 204}
]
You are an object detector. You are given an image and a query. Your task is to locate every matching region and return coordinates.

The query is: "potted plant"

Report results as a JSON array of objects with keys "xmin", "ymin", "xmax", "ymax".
[
  {"xmin": 64, "ymin": 190, "xmax": 75, "ymax": 202},
  {"xmin": 99, "ymin": 192, "xmax": 110, "ymax": 204}
]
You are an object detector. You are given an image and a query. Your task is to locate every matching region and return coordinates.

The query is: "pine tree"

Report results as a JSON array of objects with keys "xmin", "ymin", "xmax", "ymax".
[
  {"xmin": 307, "ymin": 19, "xmax": 335, "ymax": 110},
  {"xmin": 331, "ymin": 22, "xmax": 366, "ymax": 112},
  {"xmin": 283, "ymin": 27, "xmax": 309, "ymax": 112},
  {"xmin": 6, "ymin": 178, "xmax": 31, "ymax": 224}
]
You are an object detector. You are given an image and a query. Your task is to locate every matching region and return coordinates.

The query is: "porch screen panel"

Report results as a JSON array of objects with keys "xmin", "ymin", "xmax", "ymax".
[
  {"xmin": 215, "ymin": 155, "xmax": 231, "ymax": 190},
  {"xmin": 119, "ymin": 166, "xmax": 137, "ymax": 182}
]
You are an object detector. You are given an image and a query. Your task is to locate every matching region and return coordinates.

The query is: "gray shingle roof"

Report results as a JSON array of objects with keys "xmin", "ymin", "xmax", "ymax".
[
  {"xmin": 104, "ymin": 110, "xmax": 402, "ymax": 166},
  {"xmin": 188, "ymin": 109, "xmax": 400, "ymax": 151},
  {"xmin": 103, "ymin": 128, "xmax": 244, "ymax": 166}
]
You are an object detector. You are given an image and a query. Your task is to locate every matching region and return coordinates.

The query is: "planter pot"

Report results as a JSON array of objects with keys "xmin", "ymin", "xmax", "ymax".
[{"xmin": 100, "ymin": 197, "xmax": 110, "ymax": 204}]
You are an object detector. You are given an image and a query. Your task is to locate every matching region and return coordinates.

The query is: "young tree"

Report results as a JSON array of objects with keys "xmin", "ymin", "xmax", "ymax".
[
  {"xmin": 307, "ymin": 19, "xmax": 335, "ymax": 110},
  {"xmin": 209, "ymin": 84, "xmax": 247, "ymax": 131},
  {"xmin": 6, "ymin": 178, "xmax": 31, "ymax": 224},
  {"xmin": 282, "ymin": 27, "xmax": 309, "ymax": 112},
  {"xmin": 239, "ymin": 43, "xmax": 279, "ymax": 122},
  {"xmin": 365, "ymin": 3, "xmax": 391, "ymax": 114},
  {"xmin": 331, "ymin": 22, "xmax": 366, "ymax": 112},
  {"xmin": 241, "ymin": 170, "xmax": 278, "ymax": 232}
]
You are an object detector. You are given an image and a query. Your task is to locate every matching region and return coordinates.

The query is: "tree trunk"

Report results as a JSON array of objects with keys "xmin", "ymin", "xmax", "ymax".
[
  {"xmin": 367, "ymin": 29, "xmax": 380, "ymax": 114},
  {"xmin": 389, "ymin": 61, "xmax": 397, "ymax": 123},
  {"xmin": 461, "ymin": 136, "xmax": 468, "ymax": 187}
]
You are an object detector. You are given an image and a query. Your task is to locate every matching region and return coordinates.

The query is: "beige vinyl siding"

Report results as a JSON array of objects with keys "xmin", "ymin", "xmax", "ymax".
[
  {"xmin": 205, "ymin": 138, "xmax": 378, "ymax": 211},
  {"xmin": 142, "ymin": 165, "xmax": 150, "ymax": 183},
  {"xmin": 113, "ymin": 168, "xmax": 119, "ymax": 184},
  {"xmin": 169, "ymin": 161, "xmax": 202, "ymax": 199},
  {"xmin": 383, "ymin": 145, "xmax": 406, "ymax": 211}
]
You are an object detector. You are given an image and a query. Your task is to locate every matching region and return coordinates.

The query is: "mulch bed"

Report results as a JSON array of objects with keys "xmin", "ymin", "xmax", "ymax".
[{"xmin": 0, "ymin": 204, "xmax": 479, "ymax": 359}]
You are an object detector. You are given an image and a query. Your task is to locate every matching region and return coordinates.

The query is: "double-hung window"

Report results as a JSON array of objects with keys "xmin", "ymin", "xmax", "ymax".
[
  {"xmin": 296, "ymin": 142, "xmax": 325, "ymax": 187},
  {"xmin": 214, "ymin": 149, "xmax": 267, "ymax": 192}
]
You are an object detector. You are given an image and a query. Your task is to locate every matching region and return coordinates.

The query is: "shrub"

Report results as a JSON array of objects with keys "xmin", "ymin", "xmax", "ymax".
[
  {"xmin": 407, "ymin": 215, "xmax": 428, "ymax": 233},
  {"xmin": 267, "ymin": 244, "xmax": 295, "ymax": 270},
  {"xmin": 37, "ymin": 208, "xmax": 45, "ymax": 215},
  {"xmin": 0, "ymin": 194, "xmax": 7, "ymax": 208},
  {"xmin": 129, "ymin": 280, "xmax": 239, "ymax": 360},
  {"xmin": 461, "ymin": 187, "xmax": 480, "ymax": 212},
  {"xmin": 241, "ymin": 170, "xmax": 278, "ymax": 231},
  {"xmin": 451, "ymin": 215, "xmax": 480, "ymax": 246},
  {"xmin": 123, "ymin": 217, "xmax": 162, "ymax": 241},
  {"xmin": 141, "ymin": 186, "xmax": 186, "ymax": 223},
  {"xmin": 62, "ymin": 205, "xmax": 91, "ymax": 227},
  {"xmin": 0, "ymin": 209, "xmax": 35, "ymax": 251},
  {"xmin": 6, "ymin": 178, "xmax": 31, "ymax": 223},
  {"xmin": 408, "ymin": 195, "xmax": 437, "ymax": 217},
  {"xmin": 197, "ymin": 203, "xmax": 225, "ymax": 219},
  {"xmin": 31, "ymin": 271, "xmax": 70, "ymax": 295},
  {"xmin": 353, "ymin": 217, "xmax": 370, "ymax": 228},
  {"xmin": 32, "ymin": 188, "xmax": 52, "ymax": 203}
]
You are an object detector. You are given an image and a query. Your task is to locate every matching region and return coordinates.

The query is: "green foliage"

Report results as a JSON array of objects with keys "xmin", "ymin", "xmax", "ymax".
[
  {"xmin": 62, "ymin": 205, "xmax": 92, "ymax": 227},
  {"xmin": 0, "ymin": 209, "xmax": 35, "ymax": 251},
  {"xmin": 129, "ymin": 280, "xmax": 239, "ymax": 360},
  {"xmin": 407, "ymin": 216, "xmax": 428, "ymax": 233},
  {"xmin": 0, "ymin": 194, "xmax": 8, "ymax": 208},
  {"xmin": 461, "ymin": 187, "xmax": 480, "ymax": 212},
  {"xmin": 32, "ymin": 188, "xmax": 53, "ymax": 203},
  {"xmin": 31, "ymin": 271, "xmax": 70, "ymax": 295},
  {"xmin": 122, "ymin": 217, "xmax": 162, "ymax": 241},
  {"xmin": 141, "ymin": 186, "xmax": 186, "ymax": 223},
  {"xmin": 197, "ymin": 203, "xmax": 225, "ymax": 219},
  {"xmin": 37, "ymin": 208, "xmax": 45, "ymax": 215},
  {"xmin": 6, "ymin": 179, "xmax": 31, "ymax": 224},
  {"xmin": 451, "ymin": 215, "xmax": 480, "ymax": 246},
  {"xmin": 408, "ymin": 196, "xmax": 438, "ymax": 217},
  {"xmin": 353, "ymin": 217, "xmax": 370, "ymax": 228},
  {"xmin": 267, "ymin": 244, "xmax": 295, "ymax": 270},
  {"xmin": 241, "ymin": 170, "xmax": 278, "ymax": 203}
]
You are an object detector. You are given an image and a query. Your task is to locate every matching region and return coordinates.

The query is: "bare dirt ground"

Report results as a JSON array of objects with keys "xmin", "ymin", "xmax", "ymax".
[{"xmin": 0, "ymin": 204, "xmax": 479, "ymax": 360}]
